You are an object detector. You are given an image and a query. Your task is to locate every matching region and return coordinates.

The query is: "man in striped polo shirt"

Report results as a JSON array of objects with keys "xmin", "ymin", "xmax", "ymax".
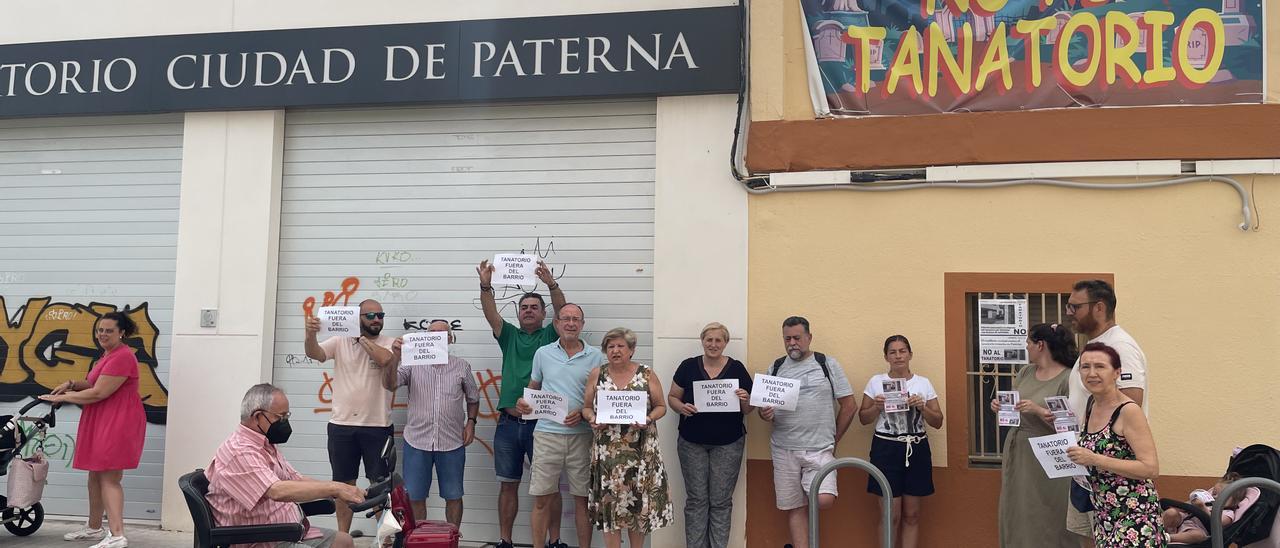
[
  {"xmin": 206, "ymin": 384, "xmax": 365, "ymax": 548},
  {"xmin": 384, "ymin": 320, "xmax": 480, "ymax": 526}
]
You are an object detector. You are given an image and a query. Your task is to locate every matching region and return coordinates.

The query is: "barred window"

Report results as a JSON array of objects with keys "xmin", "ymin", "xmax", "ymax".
[{"xmin": 966, "ymin": 292, "xmax": 1086, "ymax": 467}]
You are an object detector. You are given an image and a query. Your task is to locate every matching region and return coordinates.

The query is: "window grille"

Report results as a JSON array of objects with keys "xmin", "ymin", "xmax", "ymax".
[{"xmin": 966, "ymin": 292, "xmax": 1081, "ymax": 467}]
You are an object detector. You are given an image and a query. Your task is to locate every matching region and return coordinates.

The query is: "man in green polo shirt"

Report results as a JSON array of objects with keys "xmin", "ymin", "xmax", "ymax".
[{"xmin": 478, "ymin": 258, "xmax": 567, "ymax": 548}]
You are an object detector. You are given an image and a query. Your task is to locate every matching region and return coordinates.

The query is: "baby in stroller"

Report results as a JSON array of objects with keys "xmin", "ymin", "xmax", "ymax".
[
  {"xmin": 1162, "ymin": 471, "xmax": 1262, "ymax": 544},
  {"xmin": 1159, "ymin": 444, "xmax": 1280, "ymax": 548}
]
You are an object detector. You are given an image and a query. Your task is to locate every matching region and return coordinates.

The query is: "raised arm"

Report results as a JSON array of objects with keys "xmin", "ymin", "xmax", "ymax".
[
  {"xmin": 536, "ymin": 261, "xmax": 566, "ymax": 313},
  {"xmin": 478, "ymin": 260, "xmax": 504, "ymax": 338},
  {"xmin": 303, "ymin": 315, "xmax": 328, "ymax": 362}
]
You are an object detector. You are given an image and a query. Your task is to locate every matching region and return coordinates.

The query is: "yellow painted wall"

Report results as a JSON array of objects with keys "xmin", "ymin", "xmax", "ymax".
[
  {"xmin": 745, "ymin": 177, "xmax": 1280, "ymax": 476},
  {"xmin": 751, "ymin": 1, "xmax": 1280, "ymax": 120}
]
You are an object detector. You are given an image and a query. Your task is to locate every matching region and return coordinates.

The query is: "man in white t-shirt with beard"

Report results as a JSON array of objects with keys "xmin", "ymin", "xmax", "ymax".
[{"xmin": 1060, "ymin": 279, "xmax": 1148, "ymax": 547}]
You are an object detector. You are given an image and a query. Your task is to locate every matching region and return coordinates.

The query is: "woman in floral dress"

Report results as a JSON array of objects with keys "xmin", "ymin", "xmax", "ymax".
[
  {"xmin": 1067, "ymin": 343, "xmax": 1165, "ymax": 547},
  {"xmin": 581, "ymin": 327, "xmax": 674, "ymax": 548}
]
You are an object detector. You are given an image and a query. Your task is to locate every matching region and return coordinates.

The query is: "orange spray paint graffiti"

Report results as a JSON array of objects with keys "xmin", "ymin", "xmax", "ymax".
[{"xmin": 301, "ymin": 277, "xmax": 361, "ymax": 317}]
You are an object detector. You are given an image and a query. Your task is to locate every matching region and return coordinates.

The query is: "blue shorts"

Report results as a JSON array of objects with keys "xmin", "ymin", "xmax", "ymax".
[
  {"xmin": 401, "ymin": 442, "xmax": 466, "ymax": 501},
  {"xmin": 493, "ymin": 412, "xmax": 537, "ymax": 483}
]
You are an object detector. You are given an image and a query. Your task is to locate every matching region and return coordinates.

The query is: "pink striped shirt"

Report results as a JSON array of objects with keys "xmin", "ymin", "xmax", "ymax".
[
  {"xmin": 206, "ymin": 425, "xmax": 323, "ymax": 548},
  {"xmin": 395, "ymin": 355, "xmax": 480, "ymax": 451}
]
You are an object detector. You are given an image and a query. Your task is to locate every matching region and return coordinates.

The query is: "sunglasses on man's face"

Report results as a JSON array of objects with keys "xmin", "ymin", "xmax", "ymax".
[{"xmin": 363, "ymin": 312, "xmax": 386, "ymax": 320}]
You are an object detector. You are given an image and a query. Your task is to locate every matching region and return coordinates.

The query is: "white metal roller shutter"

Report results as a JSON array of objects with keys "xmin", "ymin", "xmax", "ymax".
[
  {"xmin": 0, "ymin": 114, "xmax": 182, "ymax": 521},
  {"xmin": 273, "ymin": 99, "xmax": 655, "ymax": 543}
]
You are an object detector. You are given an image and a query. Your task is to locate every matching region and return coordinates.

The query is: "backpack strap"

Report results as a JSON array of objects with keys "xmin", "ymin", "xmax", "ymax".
[
  {"xmin": 770, "ymin": 357, "xmax": 785, "ymax": 376},
  {"xmin": 772, "ymin": 353, "xmax": 836, "ymax": 397},
  {"xmin": 814, "ymin": 352, "xmax": 835, "ymax": 397}
]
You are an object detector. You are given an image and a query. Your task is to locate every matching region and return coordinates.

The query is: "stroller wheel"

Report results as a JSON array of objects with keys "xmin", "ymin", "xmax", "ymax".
[{"xmin": 2, "ymin": 503, "xmax": 43, "ymax": 536}]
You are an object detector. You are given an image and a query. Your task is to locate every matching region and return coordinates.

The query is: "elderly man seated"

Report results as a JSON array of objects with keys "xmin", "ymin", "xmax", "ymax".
[{"xmin": 207, "ymin": 383, "xmax": 365, "ymax": 548}]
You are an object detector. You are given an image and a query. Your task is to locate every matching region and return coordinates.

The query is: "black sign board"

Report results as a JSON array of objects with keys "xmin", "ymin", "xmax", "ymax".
[{"xmin": 0, "ymin": 7, "xmax": 740, "ymax": 118}]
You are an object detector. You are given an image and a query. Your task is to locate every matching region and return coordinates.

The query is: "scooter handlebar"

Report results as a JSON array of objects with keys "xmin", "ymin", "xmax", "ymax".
[{"xmin": 348, "ymin": 493, "xmax": 388, "ymax": 513}]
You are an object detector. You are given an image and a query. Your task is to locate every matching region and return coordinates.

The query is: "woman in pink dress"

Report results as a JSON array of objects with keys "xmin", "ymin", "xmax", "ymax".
[{"xmin": 40, "ymin": 311, "xmax": 146, "ymax": 548}]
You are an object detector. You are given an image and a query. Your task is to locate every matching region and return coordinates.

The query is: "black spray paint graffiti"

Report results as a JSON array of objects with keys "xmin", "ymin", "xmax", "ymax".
[
  {"xmin": 402, "ymin": 319, "xmax": 464, "ymax": 332},
  {"xmin": 474, "ymin": 237, "xmax": 567, "ymax": 315},
  {"xmin": 0, "ymin": 297, "xmax": 170, "ymax": 424}
]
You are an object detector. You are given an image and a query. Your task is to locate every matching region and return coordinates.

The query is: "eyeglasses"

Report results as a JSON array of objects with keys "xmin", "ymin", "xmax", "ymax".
[
  {"xmin": 362, "ymin": 312, "xmax": 386, "ymax": 320},
  {"xmin": 1064, "ymin": 301, "xmax": 1099, "ymax": 313},
  {"xmin": 258, "ymin": 409, "xmax": 291, "ymax": 420}
]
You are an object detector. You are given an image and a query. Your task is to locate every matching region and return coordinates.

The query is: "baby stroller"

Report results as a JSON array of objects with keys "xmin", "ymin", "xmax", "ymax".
[
  {"xmin": 1162, "ymin": 444, "xmax": 1280, "ymax": 548},
  {"xmin": 0, "ymin": 399, "xmax": 58, "ymax": 537}
]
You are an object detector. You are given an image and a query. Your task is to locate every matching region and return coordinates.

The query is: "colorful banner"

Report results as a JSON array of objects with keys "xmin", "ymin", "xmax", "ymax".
[{"xmin": 801, "ymin": 0, "xmax": 1263, "ymax": 115}]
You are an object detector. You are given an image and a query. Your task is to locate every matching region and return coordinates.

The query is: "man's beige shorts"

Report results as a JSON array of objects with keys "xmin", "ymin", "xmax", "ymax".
[
  {"xmin": 1066, "ymin": 497, "xmax": 1094, "ymax": 537},
  {"xmin": 529, "ymin": 431, "xmax": 592, "ymax": 497}
]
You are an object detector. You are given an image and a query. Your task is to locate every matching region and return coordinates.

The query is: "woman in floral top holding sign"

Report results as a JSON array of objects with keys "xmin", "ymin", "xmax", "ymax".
[
  {"xmin": 581, "ymin": 327, "xmax": 673, "ymax": 548},
  {"xmin": 1067, "ymin": 343, "xmax": 1164, "ymax": 547}
]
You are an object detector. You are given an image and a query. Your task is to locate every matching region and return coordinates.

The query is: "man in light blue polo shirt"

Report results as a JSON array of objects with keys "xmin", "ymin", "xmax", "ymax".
[{"xmin": 515, "ymin": 303, "xmax": 603, "ymax": 548}]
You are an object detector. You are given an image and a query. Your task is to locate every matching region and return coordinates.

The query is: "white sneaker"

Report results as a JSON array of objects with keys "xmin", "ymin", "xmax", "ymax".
[
  {"xmin": 63, "ymin": 527, "xmax": 105, "ymax": 541},
  {"xmin": 88, "ymin": 534, "xmax": 127, "ymax": 548}
]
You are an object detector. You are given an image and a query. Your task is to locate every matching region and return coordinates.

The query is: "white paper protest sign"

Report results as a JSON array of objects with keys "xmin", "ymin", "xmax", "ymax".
[
  {"xmin": 750, "ymin": 374, "xmax": 799, "ymax": 411},
  {"xmin": 882, "ymin": 378, "xmax": 908, "ymax": 413},
  {"xmin": 523, "ymin": 387, "xmax": 568, "ymax": 424},
  {"xmin": 596, "ymin": 390, "xmax": 648, "ymax": 425},
  {"xmin": 997, "ymin": 390, "xmax": 1021, "ymax": 426},
  {"xmin": 402, "ymin": 332, "xmax": 449, "ymax": 366},
  {"xmin": 318, "ymin": 306, "xmax": 360, "ymax": 338},
  {"xmin": 693, "ymin": 379, "xmax": 739, "ymax": 413},
  {"xmin": 493, "ymin": 254, "xmax": 539, "ymax": 285},
  {"xmin": 1028, "ymin": 431, "xmax": 1088, "ymax": 478}
]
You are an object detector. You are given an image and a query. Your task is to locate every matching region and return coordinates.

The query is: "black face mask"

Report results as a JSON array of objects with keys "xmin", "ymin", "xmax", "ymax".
[{"xmin": 258, "ymin": 414, "xmax": 293, "ymax": 445}]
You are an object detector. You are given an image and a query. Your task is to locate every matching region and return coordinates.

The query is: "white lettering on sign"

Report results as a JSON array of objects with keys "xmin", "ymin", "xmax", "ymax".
[
  {"xmin": 469, "ymin": 32, "xmax": 699, "ymax": 78},
  {"xmin": 0, "ymin": 58, "xmax": 139, "ymax": 98}
]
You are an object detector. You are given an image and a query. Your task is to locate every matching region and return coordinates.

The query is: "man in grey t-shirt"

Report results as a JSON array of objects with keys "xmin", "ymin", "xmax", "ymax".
[{"xmin": 759, "ymin": 316, "xmax": 858, "ymax": 548}]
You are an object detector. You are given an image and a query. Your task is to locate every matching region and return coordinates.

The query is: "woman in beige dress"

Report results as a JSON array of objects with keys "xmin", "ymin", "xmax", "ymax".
[{"xmin": 993, "ymin": 323, "xmax": 1079, "ymax": 548}]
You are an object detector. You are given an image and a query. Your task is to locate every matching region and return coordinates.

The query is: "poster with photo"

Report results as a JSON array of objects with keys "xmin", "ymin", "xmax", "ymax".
[{"xmin": 978, "ymin": 298, "xmax": 1028, "ymax": 364}]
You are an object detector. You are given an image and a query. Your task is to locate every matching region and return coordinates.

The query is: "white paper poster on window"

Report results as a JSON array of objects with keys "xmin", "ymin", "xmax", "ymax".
[{"xmin": 978, "ymin": 298, "xmax": 1029, "ymax": 364}]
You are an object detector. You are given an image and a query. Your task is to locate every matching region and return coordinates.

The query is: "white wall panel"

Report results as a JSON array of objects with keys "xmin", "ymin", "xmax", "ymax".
[
  {"xmin": 0, "ymin": 114, "xmax": 182, "ymax": 521},
  {"xmin": 274, "ymin": 99, "xmax": 655, "ymax": 544}
]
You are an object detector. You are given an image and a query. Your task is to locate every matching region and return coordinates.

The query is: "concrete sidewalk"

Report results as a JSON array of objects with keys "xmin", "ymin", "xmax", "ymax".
[{"xmin": 13, "ymin": 520, "xmax": 490, "ymax": 547}]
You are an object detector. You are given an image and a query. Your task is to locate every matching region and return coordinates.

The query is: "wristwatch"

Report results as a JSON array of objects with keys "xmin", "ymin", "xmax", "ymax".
[{"xmin": 467, "ymin": 417, "xmax": 477, "ymax": 424}]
